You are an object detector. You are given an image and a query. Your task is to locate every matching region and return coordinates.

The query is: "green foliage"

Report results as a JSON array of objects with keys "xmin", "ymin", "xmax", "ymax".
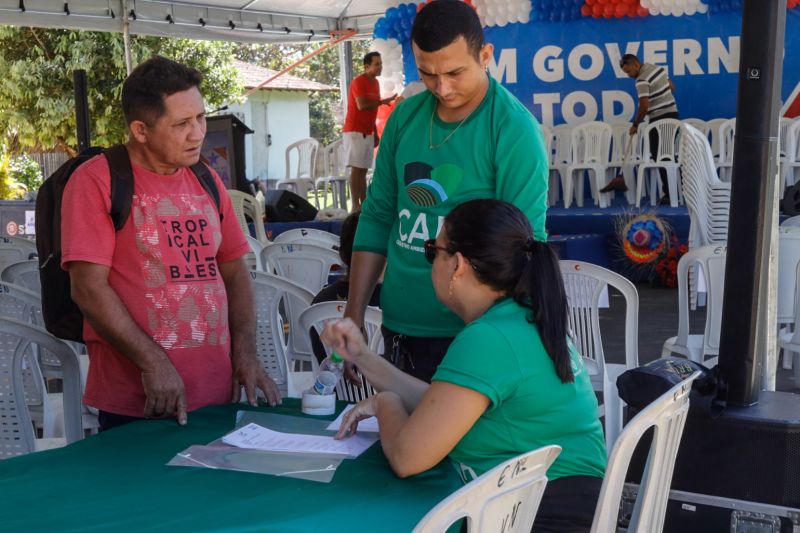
[
  {"xmin": 8, "ymin": 155, "xmax": 43, "ymax": 191},
  {"xmin": 0, "ymin": 26, "xmax": 242, "ymax": 153},
  {"xmin": 233, "ymin": 39, "xmax": 371, "ymax": 146},
  {"xmin": 0, "ymin": 154, "xmax": 27, "ymax": 200}
]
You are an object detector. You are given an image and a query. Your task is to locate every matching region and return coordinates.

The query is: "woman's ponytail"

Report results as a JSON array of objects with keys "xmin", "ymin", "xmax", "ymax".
[{"xmin": 513, "ymin": 239, "xmax": 574, "ymax": 383}]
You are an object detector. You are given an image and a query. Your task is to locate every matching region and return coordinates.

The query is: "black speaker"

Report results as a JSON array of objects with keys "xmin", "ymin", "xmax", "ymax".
[{"xmin": 263, "ymin": 189, "xmax": 318, "ymax": 222}]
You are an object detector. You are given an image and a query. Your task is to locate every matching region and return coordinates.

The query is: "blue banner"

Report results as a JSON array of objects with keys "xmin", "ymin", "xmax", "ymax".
[{"xmin": 403, "ymin": 11, "xmax": 800, "ymax": 126}]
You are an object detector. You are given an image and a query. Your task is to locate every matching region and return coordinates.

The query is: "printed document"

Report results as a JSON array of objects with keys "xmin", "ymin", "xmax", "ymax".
[{"xmin": 222, "ymin": 423, "xmax": 378, "ymax": 458}]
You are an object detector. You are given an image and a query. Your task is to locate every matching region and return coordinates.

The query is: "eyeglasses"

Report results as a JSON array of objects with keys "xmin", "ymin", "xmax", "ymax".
[{"xmin": 424, "ymin": 239, "xmax": 449, "ymax": 264}]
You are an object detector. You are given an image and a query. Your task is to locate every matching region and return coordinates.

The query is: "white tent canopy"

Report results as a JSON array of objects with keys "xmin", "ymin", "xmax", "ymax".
[{"xmin": 0, "ymin": 0, "xmax": 392, "ymax": 43}]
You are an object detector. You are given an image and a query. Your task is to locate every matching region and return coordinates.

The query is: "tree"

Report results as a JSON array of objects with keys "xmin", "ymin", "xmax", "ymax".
[
  {"xmin": 233, "ymin": 39, "xmax": 371, "ymax": 146},
  {"xmin": 0, "ymin": 26, "xmax": 242, "ymax": 155}
]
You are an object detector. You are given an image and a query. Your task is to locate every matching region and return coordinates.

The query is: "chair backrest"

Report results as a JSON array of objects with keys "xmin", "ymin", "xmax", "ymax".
[
  {"xmin": 642, "ymin": 119, "xmax": 682, "ymax": 163},
  {"xmin": 261, "ymin": 243, "xmax": 343, "ymax": 294},
  {"xmin": 413, "ymin": 445, "xmax": 562, "ymax": 533},
  {"xmin": 0, "ymin": 237, "xmax": 37, "ymax": 273},
  {"xmin": 272, "ymin": 228, "xmax": 341, "ymax": 250},
  {"xmin": 285, "ymin": 138, "xmax": 320, "ymax": 180},
  {"xmin": 777, "ymin": 227, "xmax": 800, "ymax": 324},
  {"xmin": 560, "ymin": 261, "xmax": 639, "ymax": 449},
  {"xmin": 674, "ymin": 245, "xmax": 727, "ymax": 359},
  {"xmin": 0, "ymin": 317, "xmax": 83, "ymax": 458},
  {"xmin": 323, "ymin": 138, "xmax": 347, "ymax": 177},
  {"xmin": 718, "ymin": 118, "xmax": 736, "ymax": 165},
  {"xmin": 228, "ymin": 189, "xmax": 268, "ymax": 243},
  {"xmin": 609, "ymin": 123, "xmax": 634, "ymax": 163},
  {"xmin": 560, "ymin": 261, "xmax": 639, "ymax": 377},
  {"xmin": 552, "ymin": 124, "xmax": 573, "ymax": 165},
  {"xmin": 249, "ymin": 271, "xmax": 314, "ymax": 395},
  {"xmin": 539, "ymin": 125, "xmax": 553, "ymax": 166},
  {"xmin": 591, "ymin": 372, "xmax": 700, "ymax": 533},
  {"xmin": 298, "ymin": 301, "xmax": 383, "ymax": 402},
  {"xmin": 245, "ymin": 236, "xmax": 265, "ymax": 271},
  {"xmin": 782, "ymin": 215, "xmax": 800, "ymax": 228},
  {"xmin": 779, "ymin": 117, "xmax": 793, "ymax": 158},
  {"xmin": 682, "ymin": 118, "xmax": 709, "ymax": 138},
  {"xmin": 570, "ymin": 122, "xmax": 612, "ymax": 165},
  {"xmin": 1, "ymin": 260, "xmax": 41, "ymax": 293},
  {"xmin": 706, "ymin": 118, "xmax": 727, "ymax": 159},
  {"xmin": 787, "ymin": 119, "xmax": 800, "ymax": 163}
]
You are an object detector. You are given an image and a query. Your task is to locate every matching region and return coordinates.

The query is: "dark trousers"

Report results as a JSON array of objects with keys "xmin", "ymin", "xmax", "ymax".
[
  {"xmin": 381, "ymin": 326, "xmax": 454, "ymax": 383},
  {"xmin": 98, "ymin": 410, "xmax": 143, "ymax": 432},
  {"xmin": 532, "ymin": 475, "xmax": 603, "ymax": 532},
  {"xmin": 648, "ymin": 112, "xmax": 680, "ymax": 198}
]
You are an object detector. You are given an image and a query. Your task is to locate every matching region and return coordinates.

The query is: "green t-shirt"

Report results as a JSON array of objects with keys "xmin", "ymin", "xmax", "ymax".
[
  {"xmin": 354, "ymin": 78, "xmax": 549, "ymax": 337},
  {"xmin": 433, "ymin": 298, "xmax": 607, "ymax": 482}
]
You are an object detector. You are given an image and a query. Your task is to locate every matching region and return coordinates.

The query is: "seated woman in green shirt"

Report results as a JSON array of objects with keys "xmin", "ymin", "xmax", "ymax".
[{"xmin": 321, "ymin": 199, "xmax": 606, "ymax": 532}]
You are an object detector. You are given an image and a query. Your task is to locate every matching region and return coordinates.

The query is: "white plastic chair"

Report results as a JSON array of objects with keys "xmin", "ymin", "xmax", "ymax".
[
  {"xmin": 608, "ymin": 123, "xmax": 639, "ymax": 205},
  {"xmin": 636, "ymin": 119, "xmax": 682, "ymax": 207},
  {"xmin": 260, "ymin": 243, "xmax": 343, "ymax": 294},
  {"xmin": 315, "ymin": 138, "xmax": 349, "ymax": 211},
  {"xmin": 1, "ymin": 260, "xmax": 41, "ymax": 293},
  {"xmin": 560, "ymin": 261, "xmax": 639, "ymax": 450},
  {"xmin": 705, "ymin": 118, "xmax": 727, "ymax": 164},
  {"xmin": 782, "ymin": 215, "xmax": 800, "ymax": 228},
  {"xmin": 276, "ymin": 138, "xmax": 320, "ymax": 206},
  {"xmin": 245, "ymin": 235, "xmax": 265, "ymax": 271},
  {"xmin": 540, "ymin": 125, "xmax": 559, "ymax": 206},
  {"xmin": 682, "ymin": 118, "xmax": 709, "ymax": 138},
  {"xmin": 272, "ymin": 228, "xmax": 341, "ymax": 250},
  {"xmin": 777, "ymin": 227, "xmax": 800, "ymax": 330},
  {"xmin": 662, "ymin": 245, "xmax": 726, "ymax": 366},
  {"xmin": 298, "ymin": 301, "xmax": 383, "ymax": 402},
  {"xmin": 715, "ymin": 118, "xmax": 736, "ymax": 182},
  {"xmin": 678, "ymin": 124, "xmax": 731, "ymax": 249},
  {"xmin": 590, "ymin": 372, "xmax": 700, "ymax": 533},
  {"xmin": 550, "ymin": 124, "xmax": 573, "ymax": 207},
  {"xmin": 0, "ymin": 317, "xmax": 84, "ymax": 458},
  {"xmin": 565, "ymin": 122, "xmax": 613, "ymax": 208},
  {"xmin": 780, "ymin": 119, "xmax": 800, "ymax": 196},
  {"xmin": 228, "ymin": 189, "xmax": 268, "ymax": 243},
  {"xmin": 249, "ymin": 271, "xmax": 315, "ymax": 398},
  {"xmin": 413, "ymin": 445, "xmax": 562, "ymax": 533},
  {"xmin": 0, "ymin": 236, "xmax": 37, "ymax": 273}
]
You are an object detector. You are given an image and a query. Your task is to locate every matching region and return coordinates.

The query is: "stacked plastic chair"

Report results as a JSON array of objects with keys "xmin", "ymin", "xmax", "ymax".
[
  {"xmin": 607, "ymin": 123, "xmax": 641, "ymax": 205},
  {"xmin": 315, "ymin": 138, "xmax": 349, "ymax": 211},
  {"xmin": 706, "ymin": 118, "xmax": 728, "ymax": 164},
  {"xmin": 550, "ymin": 124, "xmax": 573, "ymax": 206},
  {"xmin": 780, "ymin": 118, "xmax": 800, "ymax": 197},
  {"xmin": 678, "ymin": 124, "xmax": 731, "ymax": 248},
  {"xmin": 565, "ymin": 122, "xmax": 614, "ymax": 208},
  {"xmin": 276, "ymin": 138, "xmax": 320, "ymax": 206},
  {"xmin": 715, "ymin": 118, "xmax": 736, "ymax": 182}
]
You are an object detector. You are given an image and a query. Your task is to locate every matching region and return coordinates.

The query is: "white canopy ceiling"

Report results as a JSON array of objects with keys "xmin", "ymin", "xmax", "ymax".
[{"xmin": 0, "ymin": 0, "xmax": 392, "ymax": 43}]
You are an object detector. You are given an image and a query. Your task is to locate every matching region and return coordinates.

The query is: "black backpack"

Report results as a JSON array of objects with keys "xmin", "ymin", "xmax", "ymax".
[{"xmin": 35, "ymin": 144, "xmax": 221, "ymax": 343}]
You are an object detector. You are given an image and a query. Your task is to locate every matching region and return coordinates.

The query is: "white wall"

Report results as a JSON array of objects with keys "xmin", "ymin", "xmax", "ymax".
[{"xmin": 228, "ymin": 90, "xmax": 311, "ymax": 185}]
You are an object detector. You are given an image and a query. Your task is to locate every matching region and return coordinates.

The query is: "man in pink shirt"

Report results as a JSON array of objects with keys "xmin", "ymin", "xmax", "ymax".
[
  {"xmin": 62, "ymin": 56, "xmax": 281, "ymax": 431},
  {"xmin": 343, "ymin": 52, "xmax": 396, "ymax": 211}
]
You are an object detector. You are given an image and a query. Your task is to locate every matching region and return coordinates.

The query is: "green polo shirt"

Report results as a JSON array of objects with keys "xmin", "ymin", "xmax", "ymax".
[
  {"xmin": 433, "ymin": 298, "xmax": 607, "ymax": 482},
  {"xmin": 354, "ymin": 77, "xmax": 549, "ymax": 338}
]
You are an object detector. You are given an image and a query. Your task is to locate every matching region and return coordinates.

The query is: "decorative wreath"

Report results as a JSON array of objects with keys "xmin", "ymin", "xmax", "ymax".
[{"xmin": 618, "ymin": 213, "xmax": 670, "ymax": 265}]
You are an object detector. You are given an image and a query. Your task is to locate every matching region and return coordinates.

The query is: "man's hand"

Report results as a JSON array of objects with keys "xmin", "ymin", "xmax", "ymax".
[
  {"xmin": 381, "ymin": 94, "xmax": 397, "ymax": 105},
  {"xmin": 231, "ymin": 353, "xmax": 282, "ymax": 407},
  {"xmin": 629, "ymin": 124, "xmax": 638, "ymax": 135},
  {"xmin": 141, "ymin": 358, "xmax": 188, "ymax": 425}
]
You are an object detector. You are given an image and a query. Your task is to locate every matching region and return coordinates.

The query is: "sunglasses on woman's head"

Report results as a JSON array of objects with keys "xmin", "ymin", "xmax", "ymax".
[{"xmin": 423, "ymin": 239, "xmax": 449, "ymax": 264}]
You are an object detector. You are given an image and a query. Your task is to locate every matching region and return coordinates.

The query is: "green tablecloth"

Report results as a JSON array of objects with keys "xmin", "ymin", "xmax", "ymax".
[{"xmin": 0, "ymin": 400, "xmax": 462, "ymax": 532}]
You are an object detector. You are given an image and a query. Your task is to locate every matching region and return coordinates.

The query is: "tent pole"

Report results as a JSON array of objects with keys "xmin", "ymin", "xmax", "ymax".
[
  {"xmin": 122, "ymin": 0, "xmax": 133, "ymax": 75},
  {"xmin": 339, "ymin": 40, "xmax": 353, "ymax": 117}
]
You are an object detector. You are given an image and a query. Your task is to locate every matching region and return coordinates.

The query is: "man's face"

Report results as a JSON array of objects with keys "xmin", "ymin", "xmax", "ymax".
[
  {"xmin": 138, "ymin": 87, "xmax": 206, "ymax": 172},
  {"xmin": 621, "ymin": 62, "xmax": 640, "ymax": 78},
  {"xmin": 365, "ymin": 56, "xmax": 383, "ymax": 77},
  {"xmin": 413, "ymin": 36, "xmax": 491, "ymax": 113}
]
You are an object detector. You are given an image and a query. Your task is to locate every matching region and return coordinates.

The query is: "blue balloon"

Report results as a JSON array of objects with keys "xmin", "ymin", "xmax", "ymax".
[
  {"xmin": 386, "ymin": 7, "xmax": 399, "ymax": 20},
  {"xmin": 374, "ymin": 28, "xmax": 388, "ymax": 39},
  {"xmin": 403, "ymin": 3, "xmax": 417, "ymax": 18}
]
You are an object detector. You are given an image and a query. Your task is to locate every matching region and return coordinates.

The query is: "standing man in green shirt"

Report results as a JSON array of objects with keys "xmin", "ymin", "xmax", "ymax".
[{"xmin": 345, "ymin": 0, "xmax": 549, "ymax": 382}]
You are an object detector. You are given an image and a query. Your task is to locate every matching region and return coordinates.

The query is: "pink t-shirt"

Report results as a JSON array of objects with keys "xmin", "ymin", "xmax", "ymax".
[{"xmin": 61, "ymin": 155, "xmax": 250, "ymax": 417}]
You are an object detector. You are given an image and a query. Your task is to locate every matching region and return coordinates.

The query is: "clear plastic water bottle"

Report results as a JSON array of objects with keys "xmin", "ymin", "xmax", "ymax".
[{"xmin": 313, "ymin": 351, "xmax": 344, "ymax": 395}]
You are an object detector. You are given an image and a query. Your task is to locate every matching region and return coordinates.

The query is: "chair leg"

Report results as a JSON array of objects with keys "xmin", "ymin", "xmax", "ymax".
[
  {"xmin": 575, "ymin": 171, "xmax": 585, "ymax": 208},
  {"xmin": 561, "ymin": 170, "xmax": 573, "ymax": 208},
  {"xmin": 667, "ymin": 168, "xmax": 679, "ymax": 208},
  {"xmin": 635, "ymin": 166, "xmax": 645, "ymax": 208}
]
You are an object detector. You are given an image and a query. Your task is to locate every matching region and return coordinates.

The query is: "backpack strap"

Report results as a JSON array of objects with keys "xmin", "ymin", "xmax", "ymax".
[
  {"xmin": 104, "ymin": 144, "xmax": 134, "ymax": 231},
  {"xmin": 189, "ymin": 161, "xmax": 223, "ymax": 221}
]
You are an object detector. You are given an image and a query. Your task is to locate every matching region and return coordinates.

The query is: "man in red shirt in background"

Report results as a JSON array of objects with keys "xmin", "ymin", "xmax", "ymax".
[{"xmin": 343, "ymin": 51, "xmax": 396, "ymax": 212}]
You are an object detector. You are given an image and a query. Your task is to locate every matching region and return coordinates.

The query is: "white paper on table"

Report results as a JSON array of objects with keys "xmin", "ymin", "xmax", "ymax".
[
  {"xmin": 221, "ymin": 423, "xmax": 379, "ymax": 458},
  {"xmin": 326, "ymin": 404, "xmax": 380, "ymax": 433}
]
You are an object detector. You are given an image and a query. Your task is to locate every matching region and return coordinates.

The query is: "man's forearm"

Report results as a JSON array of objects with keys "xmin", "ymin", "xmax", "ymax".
[
  {"xmin": 219, "ymin": 257, "xmax": 257, "ymax": 360},
  {"xmin": 344, "ymin": 251, "xmax": 386, "ymax": 325},
  {"xmin": 633, "ymin": 106, "xmax": 648, "ymax": 126}
]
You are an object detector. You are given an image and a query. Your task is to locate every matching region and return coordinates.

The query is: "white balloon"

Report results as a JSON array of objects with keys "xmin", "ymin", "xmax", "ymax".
[{"xmin": 697, "ymin": 2, "xmax": 709, "ymax": 13}]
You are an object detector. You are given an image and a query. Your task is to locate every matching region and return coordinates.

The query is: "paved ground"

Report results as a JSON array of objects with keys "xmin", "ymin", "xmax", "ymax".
[{"xmin": 600, "ymin": 283, "xmax": 798, "ymax": 392}]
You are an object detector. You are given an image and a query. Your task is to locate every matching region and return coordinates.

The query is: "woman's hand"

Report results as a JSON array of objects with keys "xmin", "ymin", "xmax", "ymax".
[
  {"xmin": 335, "ymin": 395, "xmax": 380, "ymax": 439},
  {"xmin": 320, "ymin": 318, "xmax": 369, "ymax": 364}
]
